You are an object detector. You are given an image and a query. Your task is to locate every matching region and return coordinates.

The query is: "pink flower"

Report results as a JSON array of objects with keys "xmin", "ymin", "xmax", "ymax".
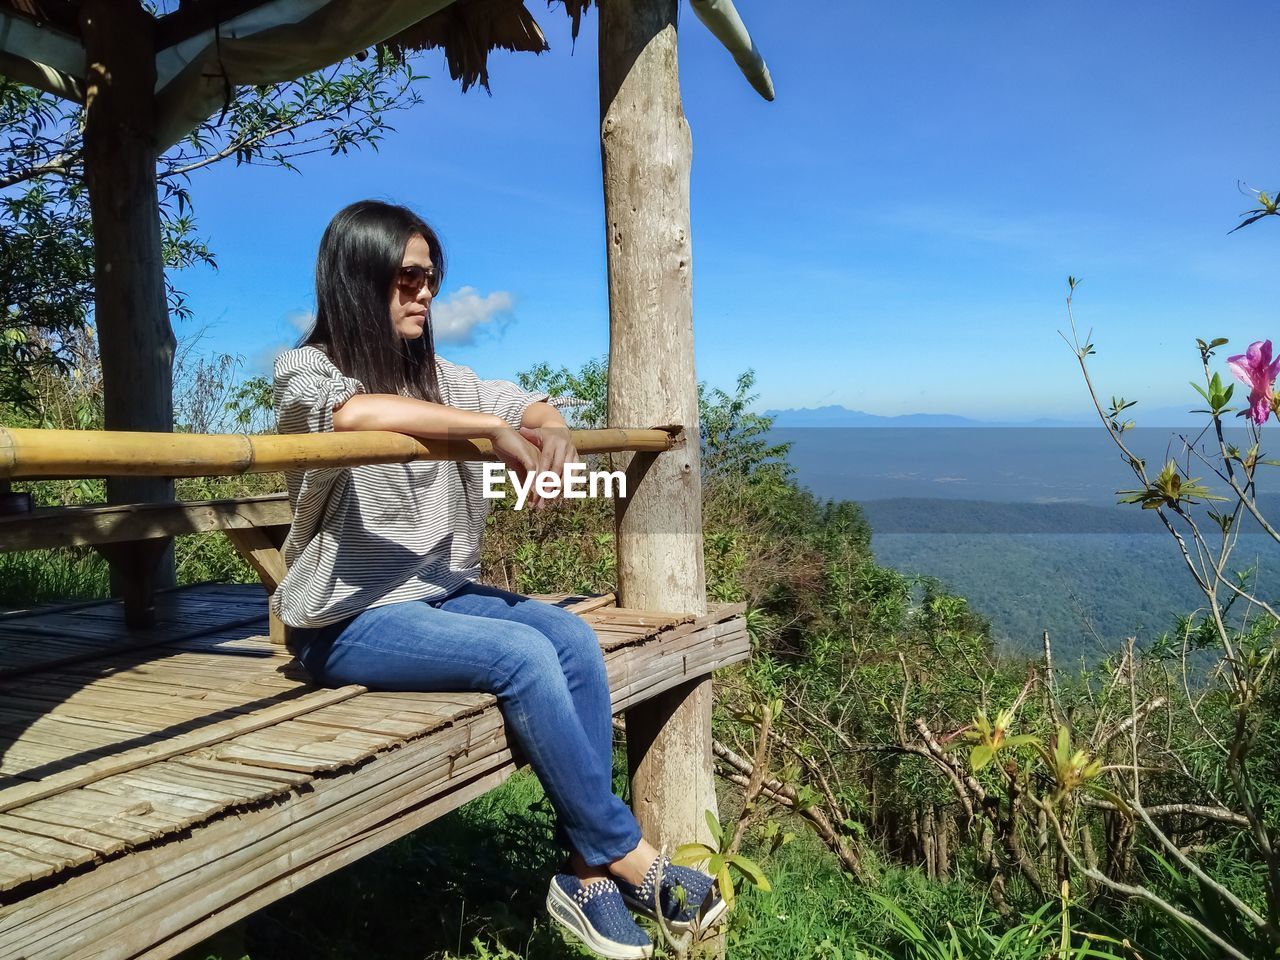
[{"xmin": 1227, "ymin": 340, "xmax": 1280, "ymax": 425}]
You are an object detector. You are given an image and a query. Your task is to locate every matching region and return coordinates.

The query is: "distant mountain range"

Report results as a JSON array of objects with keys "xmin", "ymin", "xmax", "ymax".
[
  {"xmin": 763, "ymin": 404, "xmax": 1205, "ymax": 428},
  {"xmin": 858, "ymin": 496, "xmax": 1280, "ymax": 534}
]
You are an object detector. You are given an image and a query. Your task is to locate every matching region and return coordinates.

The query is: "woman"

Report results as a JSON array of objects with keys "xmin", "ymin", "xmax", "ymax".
[{"xmin": 272, "ymin": 200, "xmax": 724, "ymax": 960}]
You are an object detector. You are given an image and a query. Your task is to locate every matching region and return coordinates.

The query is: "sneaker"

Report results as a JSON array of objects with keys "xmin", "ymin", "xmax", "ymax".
[
  {"xmin": 546, "ymin": 874, "xmax": 654, "ymax": 959},
  {"xmin": 615, "ymin": 854, "xmax": 727, "ymax": 935}
]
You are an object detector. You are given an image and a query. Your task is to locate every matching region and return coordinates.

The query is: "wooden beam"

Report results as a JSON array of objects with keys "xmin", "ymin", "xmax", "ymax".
[
  {"xmin": 0, "ymin": 0, "xmax": 81, "ymax": 37},
  {"xmin": 599, "ymin": 0, "xmax": 720, "ymax": 865},
  {"xmin": 78, "ymin": 0, "xmax": 178, "ymax": 610},
  {"xmin": 0, "ymin": 494, "xmax": 292, "ymax": 553},
  {"xmin": 221, "ymin": 526, "xmax": 287, "ymax": 592},
  {"xmin": 153, "ymin": 0, "xmax": 276, "ymax": 50}
]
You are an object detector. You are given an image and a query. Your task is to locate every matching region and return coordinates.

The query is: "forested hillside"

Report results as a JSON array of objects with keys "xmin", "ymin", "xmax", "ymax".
[{"xmin": 870, "ymin": 527, "xmax": 1280, "ymax": 664}]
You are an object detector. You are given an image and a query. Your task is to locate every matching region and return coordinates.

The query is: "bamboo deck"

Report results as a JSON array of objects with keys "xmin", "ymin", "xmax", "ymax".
[{"xmin": 0, "ymin": 583, "xmax": 748, "ymax": 960}]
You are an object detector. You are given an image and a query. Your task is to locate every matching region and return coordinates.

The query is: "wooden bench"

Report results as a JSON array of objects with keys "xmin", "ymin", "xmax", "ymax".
[
  {"xmin": 0, "ymin": 583, "xmax": 746, "ymax": 959},
  {"xmin": 0, "ymin": 426, "xmax": 746, "ymax": 960}
]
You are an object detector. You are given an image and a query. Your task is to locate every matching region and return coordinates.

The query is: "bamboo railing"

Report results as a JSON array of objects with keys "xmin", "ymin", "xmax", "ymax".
[
  {"xmin": 0, "ymin": 426, "xmax": 680, "ymax": 479},
  {"xmin": 0, "ymin": 424, "xmax": 683, "ymax": 631}
]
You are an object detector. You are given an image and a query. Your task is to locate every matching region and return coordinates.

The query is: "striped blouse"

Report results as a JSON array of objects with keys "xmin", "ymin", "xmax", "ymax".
[{"xmin": 269, "ymin": 345, "xmax": 551, "ymax": 629}]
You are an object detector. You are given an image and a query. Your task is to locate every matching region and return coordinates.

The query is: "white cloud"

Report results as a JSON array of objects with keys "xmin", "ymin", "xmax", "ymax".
[
  {"xmin": 431, "ymin": 286, "xmax": 514, "ymax": 344},
  {"xmin": 286, "ymin": 310, "xmax": 315, "ymax": 334},
  {"xmin": 249, "ymin": 311, "xmax": 315, "ymax": 375},
  {"xmin": 252, "ymin": 342, "xmax": 290, "ymax": 376},
  {"xmin": 251, "ymin": 294, "xmax": 515, "ymax": 374}
]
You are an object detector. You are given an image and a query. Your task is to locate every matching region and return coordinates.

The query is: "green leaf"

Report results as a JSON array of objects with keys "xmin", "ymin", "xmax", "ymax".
[
  {"xmin": 1085, "ymin": 785, "xmax": 1132, "ymax": 815},
  {"xmin": 970, "ymin": 743, "xmax": 995, "ymax": 771},
  {"xmin": 726, "ymin": 853, "xmax": 771, "ymax": 891},
  {"xmin": 717, "ymin": 861, "xmax": 735, "ymax": 908},
  {"xmin": 1055, "ymin": 726, "xmax": 1071, "ymax": 764},
  {"xmin": 1002, "ymin": 734, "xmax": 1040, "ymax": 750},
  {"xmin": 866, "ymin": 892, "xmax": 927, "ymax": 943},
  {"xmin": 671, "ymin": 843, "xmax": 713, "ymax": 867},
  {"xmin": 703, "ymin": 808, "xmax": 723, "ymax": 847}
]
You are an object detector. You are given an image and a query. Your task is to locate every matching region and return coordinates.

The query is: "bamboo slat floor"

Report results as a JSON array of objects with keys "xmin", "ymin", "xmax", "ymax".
[{"xmin": 0, "ymin": 582, "xmax": 748, "ymax": 960}]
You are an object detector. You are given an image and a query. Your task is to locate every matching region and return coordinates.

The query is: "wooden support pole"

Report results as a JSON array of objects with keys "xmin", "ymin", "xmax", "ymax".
[
  {"xmin": 600, "ymin": 0, "xmax": 719, "ymax": 858},
  {"xmin": 79, "ymin": 0, "xmax": 176, "ymax": 626},
  {"xmin": 89, "ymin": 539, "xmax": 169, "ymax": 629},
  {"xmin": 222, "ymin": 524, "xmax": 291, "ymax": 646},
  {"xmin": 0, "ymin": 478, "xmax": 30, "ymax": 515}
]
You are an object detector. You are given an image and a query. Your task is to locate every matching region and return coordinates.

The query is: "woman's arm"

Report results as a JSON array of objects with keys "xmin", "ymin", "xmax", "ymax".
[
  {"xmin": 332, "ymin": 393, "xmax": 507, "ymax": 440},
  {"xmin": 332, "ymin": 393, "xmax": 543, "ymax": 480},
  {"xmin": 520, "ymin": 400, "xmax": 569, "ymax": 431}
]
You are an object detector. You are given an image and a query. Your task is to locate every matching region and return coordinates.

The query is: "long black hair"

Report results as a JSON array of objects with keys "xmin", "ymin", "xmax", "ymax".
[{"xmin": 302, "ymin": 199, "xmax": 447, "ymax": 402}]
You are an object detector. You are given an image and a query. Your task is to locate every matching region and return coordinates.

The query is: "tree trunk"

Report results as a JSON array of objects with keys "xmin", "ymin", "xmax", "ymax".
[
  {"xmin": 908, "ymin": 806, "xmax": 922, "ymax": 865},
  {"xmin": 79, "ymin": 0, "xmax": 176, "ymax": 625},
  {"xmin": 600, "ymin": 0, "xmax": 717, "ymax": 857},
  {"xmin": 936, "ymin": 807, "xmax": 951, "ymax": 878},
  {"xmin": 923, "ymin": 805, "xmax": 937, "ymax": 878}
]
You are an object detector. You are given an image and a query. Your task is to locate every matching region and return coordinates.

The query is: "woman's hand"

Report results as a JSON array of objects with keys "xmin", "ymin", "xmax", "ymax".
[
  {"xmin": 519, "ymin": 425, "xmax": 578, "ymax": 510},
  {"xmin": 488, "ymin": 425, "xmax": 541, "ymax": 494}
]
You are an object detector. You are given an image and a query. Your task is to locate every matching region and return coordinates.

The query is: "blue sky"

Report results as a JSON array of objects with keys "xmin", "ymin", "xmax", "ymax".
[{"xmin": 172, "ymin": 1, "xmax": 1280, "ymax": 422}]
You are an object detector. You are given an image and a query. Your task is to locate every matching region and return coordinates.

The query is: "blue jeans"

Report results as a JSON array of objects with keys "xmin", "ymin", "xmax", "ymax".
[{"xmin": 289, "ymin": 582, "xmax": 644, "ymax": 866}]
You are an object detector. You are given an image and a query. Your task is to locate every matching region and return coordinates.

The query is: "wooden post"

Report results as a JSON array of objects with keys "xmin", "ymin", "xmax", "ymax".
[
  {"xmin": 79, "ymin": 0, "xmax": 177, "ymax": 626},
  {"xmin": 0, "ymin": 478, "xmax": 31, "ymax": 515},
  {"xmin": 600, "ymin": 0, "xmax": 719, "ymax": 858},
  {"xmin": 223, "ymin": 524, "xmax": 291, "ymax": 645}
]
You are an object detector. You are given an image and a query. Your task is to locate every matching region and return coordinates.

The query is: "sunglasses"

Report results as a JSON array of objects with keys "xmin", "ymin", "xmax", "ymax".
[{"xmin": 395, "ymin": 264, "xmax": 440, "ymax": 294}]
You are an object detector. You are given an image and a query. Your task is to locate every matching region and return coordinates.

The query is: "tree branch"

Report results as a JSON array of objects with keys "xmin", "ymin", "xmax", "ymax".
[{"xmin": 0, "ymin": 152, "xmax": 81, "ymax": 189}]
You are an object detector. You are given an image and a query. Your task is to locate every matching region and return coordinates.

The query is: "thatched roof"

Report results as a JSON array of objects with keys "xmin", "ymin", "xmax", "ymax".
[
  {"xmin": 0, "ymin": 1, "xmax": 595, "ymax": 92},
  {"xmin": 0, "ymin": 0, "xmax": 769, "ymax": 145},
  {"xmin": 383, "ymin": 0, "xmax": 554, "ymax": 94}
]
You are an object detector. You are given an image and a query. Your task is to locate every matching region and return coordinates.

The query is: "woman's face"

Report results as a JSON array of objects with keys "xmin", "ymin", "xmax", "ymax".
[{"xmin": 390, "ymin": 233, "xmax": 435, "ymax": 340}]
